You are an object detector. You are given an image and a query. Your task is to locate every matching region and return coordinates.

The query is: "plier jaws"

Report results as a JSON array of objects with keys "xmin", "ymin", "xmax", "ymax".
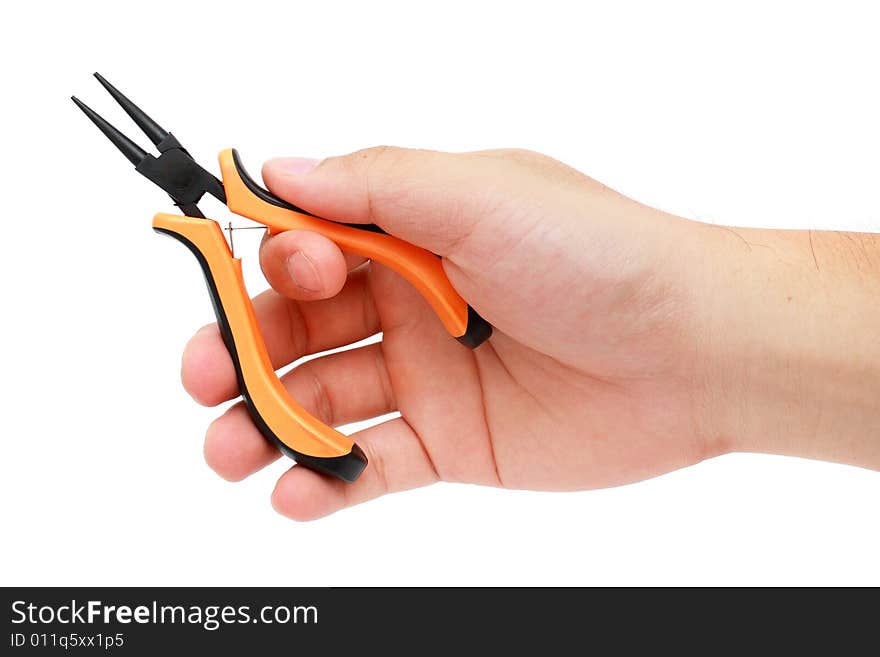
[{"xmin": 72, "ymin": 73, "xmax": 225, "ymax": 218}]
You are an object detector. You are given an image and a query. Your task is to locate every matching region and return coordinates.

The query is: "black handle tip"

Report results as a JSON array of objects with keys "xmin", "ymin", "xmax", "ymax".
[{"xmin": 456, "ymin": 306, "xmax": 493, "ymax": 349}]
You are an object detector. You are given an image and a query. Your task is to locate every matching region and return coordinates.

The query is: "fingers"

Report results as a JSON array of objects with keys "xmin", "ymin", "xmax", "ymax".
[
  {"xmin": 261, "ymin": 147, "xmax": 571, "ymax": 259},
  {"xmin": 204, "ymin": 342, "xmax": 395, "ymax": 481},
  {"xmin": 181, "ymin": 268, "xmax": 379, "ymax": 406},
  {"xmin": 271, "ymin": 417, "xmax": 440, "ymax": 521}
]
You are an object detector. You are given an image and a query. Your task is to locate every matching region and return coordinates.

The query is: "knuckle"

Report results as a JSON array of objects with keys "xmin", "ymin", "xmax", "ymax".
[
  {"xmin": 474, "ymin": 148, "xmax": 590, "ymax": 194},
  {"xmin": 488, "ymin": 147, "xmax": 559, "ymax": 171},
  {"xmin": 360, "ymin": 439, "xmax": 390, "ymax": 494},
  {"xmin": 362, "ymin": 146, "xmax": 429, "ymax": 223},
  {"xmin": 361, "ymin": 146, "xmax": 410, "ymax": 197},
  {"xmin": 372, "ymin": 345, "xmax": 395, "ymax": 411},
  {"xmin": 326, "ymin": 145, "xmax": 406, "ymax": 181},
  {"xmin": 323, "ymin": 145, "xmax": 417, "ymax": 223},
  {"xmin": 295, "ymin": 361, "xmax": 335, "ymax": 426},
  {"xmin": 356, "ymin": 144, "xmax": 406, "ymax": 170}
]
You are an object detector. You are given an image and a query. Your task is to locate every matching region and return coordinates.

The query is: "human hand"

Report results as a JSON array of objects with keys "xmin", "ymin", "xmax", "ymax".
[{"xmin": 181, "ymin": 147, "xmax": 880, "ymax": 519}]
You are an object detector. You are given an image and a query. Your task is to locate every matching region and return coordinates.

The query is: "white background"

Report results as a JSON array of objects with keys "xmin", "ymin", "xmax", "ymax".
[{"xmin": 1, "ymin": 1, "xmax": 878, "ymax": 586}]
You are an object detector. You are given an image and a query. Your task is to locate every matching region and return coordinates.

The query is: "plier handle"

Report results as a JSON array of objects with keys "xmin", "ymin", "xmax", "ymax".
[{"xmin": 73, "ymin": 73, "xmax": 491, "ymax": 483}]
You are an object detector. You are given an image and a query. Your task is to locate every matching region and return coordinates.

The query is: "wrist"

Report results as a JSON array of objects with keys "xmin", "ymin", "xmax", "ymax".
[{"xmin": 689, "ymin": 225, "xmax": 880, "ymax": 468}]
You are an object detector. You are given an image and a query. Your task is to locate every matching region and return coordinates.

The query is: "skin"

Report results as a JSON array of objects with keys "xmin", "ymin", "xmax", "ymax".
[{"xmin": 181, "ymin": 147, "xmax": 880, "ymax": 520}]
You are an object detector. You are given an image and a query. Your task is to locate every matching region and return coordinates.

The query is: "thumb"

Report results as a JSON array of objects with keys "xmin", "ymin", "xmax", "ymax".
[
  {"xmin": 260, "ymin": 146, "xmax": 682, "ymax": 357},
  {"xmin": 261, "ymin": 146, "xmax": 547, "ymax": 260}
]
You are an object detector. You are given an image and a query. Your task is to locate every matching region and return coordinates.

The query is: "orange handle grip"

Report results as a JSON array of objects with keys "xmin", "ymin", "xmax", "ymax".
[
  {"xmin": 153, "ymin": 213, "xmax": 367, "ymax": 482},
  {"xmin": 218, "ymin": 149, "xmax": 492, "ymax": 349}
]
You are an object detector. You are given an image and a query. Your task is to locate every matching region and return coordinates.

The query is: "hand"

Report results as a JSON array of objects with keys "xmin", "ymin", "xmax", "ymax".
[{"xmin": 181, "ymin": 147, "xmax": 880, "ymax": 520}]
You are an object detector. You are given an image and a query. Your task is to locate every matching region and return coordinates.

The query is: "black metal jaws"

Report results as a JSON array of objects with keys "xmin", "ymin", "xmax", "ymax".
[{"xmin": 72, "ymin": 73, "xmax": 226, "ymax": 218}]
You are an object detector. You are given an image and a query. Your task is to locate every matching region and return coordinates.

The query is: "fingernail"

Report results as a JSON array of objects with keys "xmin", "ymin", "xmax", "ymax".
[
  {"xmin": 265, "ymin": 157, "xmax": 321, "ymax": 176},
  {"xmin": 286, "ymin": 251, "xmax": 321, "ymax": 292}
]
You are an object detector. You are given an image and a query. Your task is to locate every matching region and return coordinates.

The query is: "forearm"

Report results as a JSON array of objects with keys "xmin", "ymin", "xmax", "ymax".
[{"xmin": 690, "ymin": 225, "xmax": 880, "ymax": 468}]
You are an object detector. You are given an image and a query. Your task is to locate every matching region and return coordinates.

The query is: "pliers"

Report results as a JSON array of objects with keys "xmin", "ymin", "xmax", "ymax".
[{"xmin": 72, "ymin": 73, "xmax": 492, "ymax": 483}]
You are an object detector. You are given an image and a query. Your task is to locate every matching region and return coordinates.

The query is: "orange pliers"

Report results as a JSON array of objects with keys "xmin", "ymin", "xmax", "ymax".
[{"xmin": 73, "ymin": 73, "xmax": 491, "ymax": 483}]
